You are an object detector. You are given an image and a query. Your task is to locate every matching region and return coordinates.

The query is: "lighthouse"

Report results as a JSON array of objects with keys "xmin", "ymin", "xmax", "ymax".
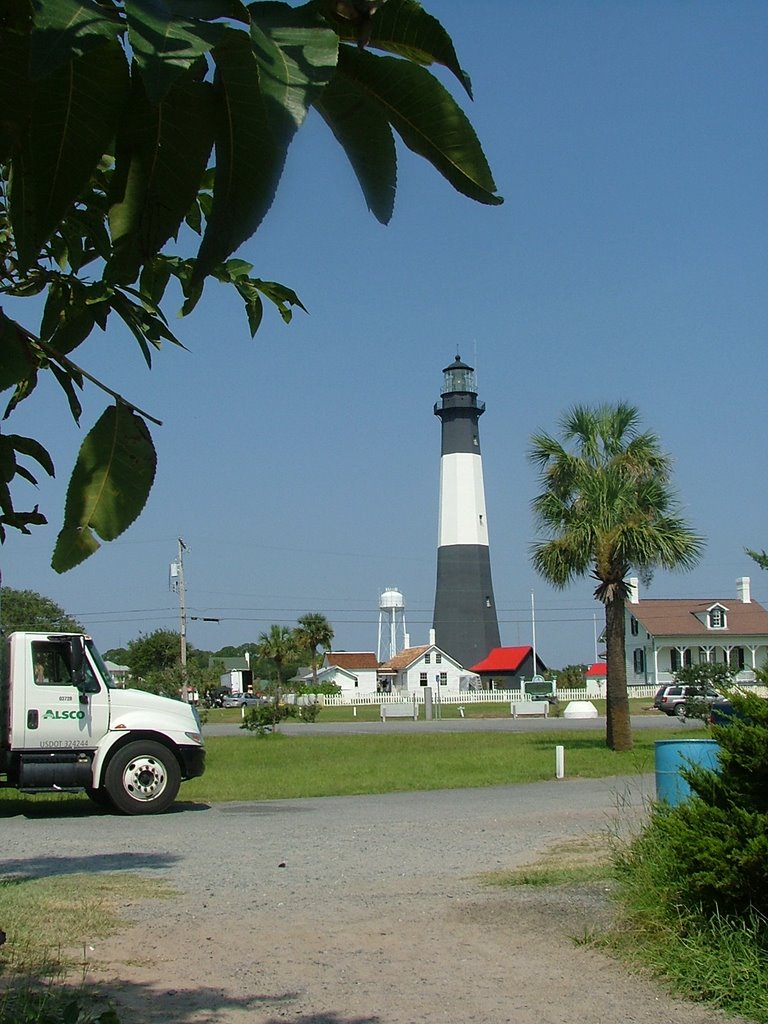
[{"xmin": 432, "ymin": 355, "xmax": 500, "ymax": 669}]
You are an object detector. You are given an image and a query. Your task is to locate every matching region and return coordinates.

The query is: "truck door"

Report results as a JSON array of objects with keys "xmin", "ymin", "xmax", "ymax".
[{"xmin": 23, "ymin": 639, "xmax": 110, "ymax": 751}]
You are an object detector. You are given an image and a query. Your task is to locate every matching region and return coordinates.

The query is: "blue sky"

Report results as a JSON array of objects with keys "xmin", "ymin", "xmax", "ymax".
[{"xmin": 3, "ymin": 1, "xmax": 767, "ymax": 667}]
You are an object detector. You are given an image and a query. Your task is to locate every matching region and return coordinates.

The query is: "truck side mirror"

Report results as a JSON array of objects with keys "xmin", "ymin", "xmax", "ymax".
[{"xmin": 69, "ymin": 636, "xmax": 86, "ymax": 686}]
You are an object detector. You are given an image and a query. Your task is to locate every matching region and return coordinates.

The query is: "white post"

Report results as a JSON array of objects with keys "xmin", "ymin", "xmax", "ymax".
[{"xmin": 555, "ymin": 745, "xmax": 565, "ymax": 780}]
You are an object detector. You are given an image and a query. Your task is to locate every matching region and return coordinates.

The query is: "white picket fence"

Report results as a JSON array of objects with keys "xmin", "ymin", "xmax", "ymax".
[
  {"xmin": 314, "ymin": 683, "xmax": 768, "ymax": 708},
  {"xmin": 320, "ymin": 686, "xmax": 656, "ymax": 707}
]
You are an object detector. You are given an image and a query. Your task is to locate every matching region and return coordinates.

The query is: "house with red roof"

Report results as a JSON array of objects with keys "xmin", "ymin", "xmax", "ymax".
[
  {"xmin": 625, "ymin": 576, "xmax": 768, "ymax": 687},
  {"xmin": 469, "ymin": 646, "xmax": 548, "ymax": 690},
  {"xmin": 582, "ymin": 662, "xmax": 608, "ymax": 696},
  {"xmin": 316, "ymin": 652, "xmax": 380, "ymax": 698}
]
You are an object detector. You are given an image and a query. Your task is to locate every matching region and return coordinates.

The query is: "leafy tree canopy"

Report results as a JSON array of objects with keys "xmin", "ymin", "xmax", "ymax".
[
  {"xmin": 673, "ymin": 661, "xmax": 734, "ymax": 691},
  {"xmin": 555, "ymin": 664, "xmax": 588, "ymax": 689},
  {"xmin": 0, "ymin": 0, "xmax": 501, "ymax": 571},
  {"xmin": 103, "ymin": 646, "xmax": 129, "ymax": 664},
  {"xmin": 0, "ymin": 585, "xmax": 83, "ymax": 632},
  {"xmin": 124, "ymin": 627, "xmax": 183, "ymax": 678}
]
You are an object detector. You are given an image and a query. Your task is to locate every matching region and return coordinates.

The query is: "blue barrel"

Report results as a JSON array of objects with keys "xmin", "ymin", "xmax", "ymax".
[{"xmin": 654, "ymin": 739, "xmax": 720, "ymax": 806}]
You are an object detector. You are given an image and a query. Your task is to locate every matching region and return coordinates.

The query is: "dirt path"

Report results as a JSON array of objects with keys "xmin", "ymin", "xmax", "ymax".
[
  {"xmin": 48, "ymin": 777, "xmax": 745, "ymax": 1024},
  {"xmin": 89, "ymin": 869, "xmax": 743, "ymax": 1024}
]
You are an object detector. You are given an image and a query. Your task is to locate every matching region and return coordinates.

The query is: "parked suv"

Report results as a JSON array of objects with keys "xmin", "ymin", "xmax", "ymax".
[
  {"xmin": 653, "ymin": 684, "xmax": 720, "ymax": 718},
  {"xmin": 221, "ymin": 692, "xmax": 265, "ymax": 708}
]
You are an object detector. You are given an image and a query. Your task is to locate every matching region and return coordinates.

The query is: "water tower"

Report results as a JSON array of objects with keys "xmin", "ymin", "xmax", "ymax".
[{"xmin": 377, "ymin": 588, "xmax": 407, "ymax": 662}]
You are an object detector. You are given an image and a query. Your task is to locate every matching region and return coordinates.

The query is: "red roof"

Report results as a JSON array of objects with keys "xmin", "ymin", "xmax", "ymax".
[
  {"xmin": 469, "ymin": 647, "xmax": 533, "ymax": 673},
  {"xmin": 585, "ymin": 662, "xmax": 607, "ymax": 678},
  {"xmin": 325, "ymin": 652, "xmax": 380, "ymax": 670}
]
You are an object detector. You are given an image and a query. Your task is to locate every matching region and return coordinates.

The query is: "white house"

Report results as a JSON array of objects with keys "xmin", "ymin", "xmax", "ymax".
[
  {"xmin": 317, "ymin": 652, "xmax": 380, "ymax": 698},
  {"xmin": 378, "ymin": 644, "xmax": 464, "ymax": 695},
  {"xmin": 105, "ymin": 660, "xmax": 131, "ymax": 686},
  {"xmin": 624, "ymin": 576, "xmax": 768, "ymax": 687}
]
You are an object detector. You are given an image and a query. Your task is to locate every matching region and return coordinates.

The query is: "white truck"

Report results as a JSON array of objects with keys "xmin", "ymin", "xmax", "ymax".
[{"xmin": 0, "ymin": 631, "xmax": 205, "ymax": 814}]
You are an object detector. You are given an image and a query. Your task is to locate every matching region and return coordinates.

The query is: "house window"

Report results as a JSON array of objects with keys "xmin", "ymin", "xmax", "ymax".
[
  {"xmin": 633, "ymin": 649, "xmax": 645, "ymax": 674},
  {"xmin": 708, "ymin": 607, "xmax": 726, "ymax": 629},
  {"xmin": 630, "ymin": 616, "xmax": 639, "ymax": 637},
  {"xmin": 435, "ymin": 653, "xmax": 442, "ymax": 664},
  {"xmin": 424, "ymin": 653, "xmax": 431, "ymax": 664},
  {"xmin": 419, "ymin": 672, "xmax": 428, "ymax": 687},
  {"xmin": 439, "ymin": 673, "xmax": 447, "ymax": 686}
]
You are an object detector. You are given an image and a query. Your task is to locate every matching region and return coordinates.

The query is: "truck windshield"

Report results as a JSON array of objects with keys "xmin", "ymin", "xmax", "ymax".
[{"xmin": 86, "ymin": 640, "xmax": 116, "ymax": 689}]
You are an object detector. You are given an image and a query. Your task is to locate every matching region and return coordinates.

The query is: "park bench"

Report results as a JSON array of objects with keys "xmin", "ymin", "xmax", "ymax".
[
  {"xmin": 510, "ymin": 701, "xmax": 549, "ymax": 719},
  {"xmin": 380, "ymin": 703, "xmax": 418, "ymax": 721}
]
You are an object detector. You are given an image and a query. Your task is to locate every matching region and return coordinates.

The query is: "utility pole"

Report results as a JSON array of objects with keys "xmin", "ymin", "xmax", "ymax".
[{"xmin": 170, "ymin": 539, "xmax": 188, "ymax": 701}]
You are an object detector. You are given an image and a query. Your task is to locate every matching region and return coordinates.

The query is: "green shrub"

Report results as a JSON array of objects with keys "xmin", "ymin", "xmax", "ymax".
[
  {"xmin": 612, "ymin": 686, "xmax": 768, "ymax": 1022},
  {"xmin": 239, "ymin": 698, "xmax": 322, "ymax": 734},
  {"xmin": 0, "ymin": 986, "xmax": 120, "ymax": 1024},
  {"xmin": 618, "ymin": 799, "xmax": 768, "ymax": 919},
  {"xmin": 618, "ymin": 690, "xmax": 768, "ymax": 922}
]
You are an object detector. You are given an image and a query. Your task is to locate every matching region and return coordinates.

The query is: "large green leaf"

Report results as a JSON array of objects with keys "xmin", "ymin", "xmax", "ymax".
[
  {"xmin": 125, "ymin": 0, "xmax": 249, "ymax": 102},
  {"xmin": 30, "ymin": 0, "xmax": 124, "ymax": 78},
  {"xmin": 337, "ymin": 47, "xmax": 502, "ymax": 207},
  {"xmin": 194, "ymin": 27, "xmax": 278, "ymax": 280},
  {"xmin": 315, "ymin": 73, "xmax": 396, "ymax": 223},
  {"xmin": 0, "ymin": 311, "xmax": 37, "ymax": 392},
  {"xmin": 193, "ymin": 11, "xmax": 337, "ymax": 281},
  {"xmin": 249, "ymin": 2, "xmax": 338, "ymax": 134},
  {"xmin": 39, "ymin": 278, "xmax": 107, "ymax": 355},
  {"xmin": 0, "ymin": 23, "xmax": 31, "ymax": 162},
  {"xmin": 108, "ymin": 70, "xmax": 216, "ymax": 283},
  {"xmin": 52, "ymin": 404, "xmax": 157, "ymax": 572},
  {"xmin": 311, "ymin": 0, "xmax": 472, "ymax": 97},
  {"xmin": 10, "ymin": 41, "xmax": 130, "ymax": 269},
  {"xmin": 3, "ymin": 433, "xmax": 56, "ymax": 483}
]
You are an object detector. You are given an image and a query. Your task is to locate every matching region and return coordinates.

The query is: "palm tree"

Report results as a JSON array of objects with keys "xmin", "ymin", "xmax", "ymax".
[
  {"xmin": 529, "ymin": 402, "xmax": 704, "ymax": 751},
  {"xmin": 255, "ymin": 625, "xmax": 296, "ymax": 696},
  {"xmin": 294, "ymin": 613, "xmax": 334, "ymax": 687}
]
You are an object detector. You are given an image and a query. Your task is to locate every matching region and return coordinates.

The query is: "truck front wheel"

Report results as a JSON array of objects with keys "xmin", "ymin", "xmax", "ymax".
[{"xmin": 105, "ymin": 742, "xmax": 181, "ymax": 815}]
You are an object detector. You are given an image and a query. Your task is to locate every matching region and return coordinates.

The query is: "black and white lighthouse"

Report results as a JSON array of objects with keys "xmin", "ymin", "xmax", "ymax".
[{"xmin": 432, "ymin": 356, "xmax": 501, "ymax": 669}]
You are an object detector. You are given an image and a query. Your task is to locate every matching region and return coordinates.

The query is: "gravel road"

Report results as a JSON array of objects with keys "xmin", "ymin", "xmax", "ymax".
[{"xmin": 0, "ymin": 770, "xmax": 748, "ymax": 1024}]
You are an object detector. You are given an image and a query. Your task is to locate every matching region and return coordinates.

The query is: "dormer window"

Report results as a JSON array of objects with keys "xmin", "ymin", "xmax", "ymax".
[{"xmin": 708, "ymin": 606, "xmax": 727, "ymax": 630}]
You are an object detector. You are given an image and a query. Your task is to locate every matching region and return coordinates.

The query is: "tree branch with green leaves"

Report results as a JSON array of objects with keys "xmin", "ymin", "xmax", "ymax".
[{"xmin": 0, "ymin": 0, "xmax": 502, "ymax": 570}]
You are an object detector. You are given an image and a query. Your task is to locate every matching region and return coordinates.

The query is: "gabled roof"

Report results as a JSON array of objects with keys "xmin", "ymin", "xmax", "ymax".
[
  {"xmin": 324, "ymin": 652, "xmax": 380, "ymax": 671},
  {"xmin": 210, "ymin": 656, "xmax": 249, "ymax": 672},
  {"xmin": 585, "ymin": 662, "xmax": 607, "ymax": 678},
  {"xmin": 628, "ymin": 598, "xmax": 768, "ymax": 638},
  {"xmin": 379, "ymin": 645, "xmax": 431, "ymax": 672},
  {"xmin": 470, "ymin": 646, "xmax": 537, "ymax": 674},
  {"xmin": 317, "ymin": 664, "xmax": 358, "ymax": 683}
]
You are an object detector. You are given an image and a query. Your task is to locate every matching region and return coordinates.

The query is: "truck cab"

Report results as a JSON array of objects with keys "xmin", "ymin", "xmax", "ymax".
[{"xmin": 0, "ymin": 631, "xmax": 205, "ymax": 814}]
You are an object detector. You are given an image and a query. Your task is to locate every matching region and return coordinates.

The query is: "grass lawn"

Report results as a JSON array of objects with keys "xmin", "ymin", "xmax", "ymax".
[
  {"xmin": 0, "ymin": 723, "xmax": 700, "ymax": 814},
  {"xmin": 179, "ymin": 726, "xmax": 686, "ymax": 802}
]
